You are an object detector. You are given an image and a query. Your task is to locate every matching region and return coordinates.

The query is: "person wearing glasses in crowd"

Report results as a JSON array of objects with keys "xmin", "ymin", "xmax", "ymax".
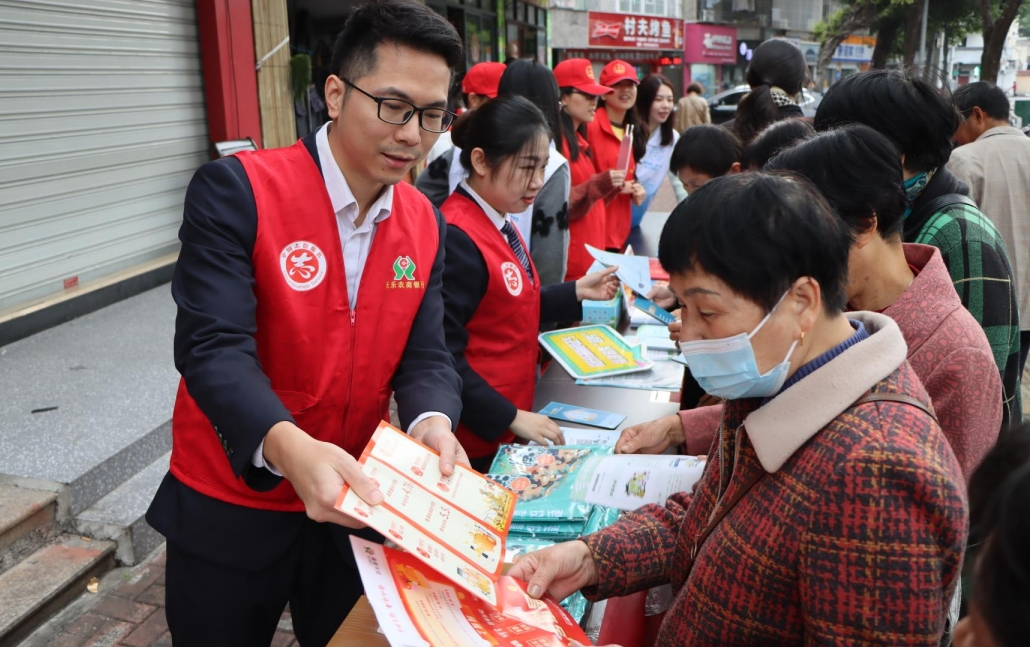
[{"xmin": 145, "ymin": 2, "xmax": 467, "ymax": 645}]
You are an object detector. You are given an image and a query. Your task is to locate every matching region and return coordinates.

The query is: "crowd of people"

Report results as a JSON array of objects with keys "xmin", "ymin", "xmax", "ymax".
[{"xmin": 153, "ymin": 0, "xmax": 1030, "ymax": 644}]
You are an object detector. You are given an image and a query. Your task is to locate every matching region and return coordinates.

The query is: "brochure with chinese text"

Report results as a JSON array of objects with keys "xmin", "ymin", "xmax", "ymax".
[
  {"xmin": 352, "ymin": 537, "xmax": 591, "ymax": 647},
  {"xmin": 336, "ymin": 423, "xmax": 518, "ymax": 605}
]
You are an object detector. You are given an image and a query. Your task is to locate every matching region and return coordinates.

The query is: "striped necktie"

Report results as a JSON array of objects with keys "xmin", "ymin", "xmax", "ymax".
[{"xmin": 500, "ymin": 220, "xmax": 533, "ymax": 284}]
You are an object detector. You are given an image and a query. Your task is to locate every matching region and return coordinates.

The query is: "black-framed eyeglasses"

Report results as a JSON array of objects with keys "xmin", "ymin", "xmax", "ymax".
[{"xmin": 342, "ymin": 78, "xmax": 456, "ymax": 133}]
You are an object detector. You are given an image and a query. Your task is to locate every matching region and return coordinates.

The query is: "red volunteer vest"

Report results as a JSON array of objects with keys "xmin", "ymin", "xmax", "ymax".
[
  {"xmin": 170, "ymin": 140, "xmax": 440, "ymax": 511},
  {"xmin": 442, "ymin": 191, "xmax": 541, "ymax": 460},
  {"xmin": 564, "ymin": 133, "xmax": 608, "ymax": 281},
  {"xmin": 587, "ymin": 108, "xmax": 636, "ymax": 251}
]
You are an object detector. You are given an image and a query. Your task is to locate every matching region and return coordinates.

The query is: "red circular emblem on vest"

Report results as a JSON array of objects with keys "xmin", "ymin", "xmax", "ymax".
[
  {"xmin": 501, "ymin": 261, "xmax": 523, "ymax": 296},
  {"xmin": 280, "ymin": 241, "xmax": 326, "ymax": 291}
]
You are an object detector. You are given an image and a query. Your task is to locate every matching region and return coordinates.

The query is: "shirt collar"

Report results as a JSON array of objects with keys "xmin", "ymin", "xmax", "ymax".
[
  {"xmin": 316, "ymin": 122, "xmax": 393, "ymax": 225},
  {"xmin": 459, "ymin": 180, "xmax": 507, "ymax": 232},
  {"xmin": 978, "ymin": 125, "xmax": 1025, "ymax": 141}
]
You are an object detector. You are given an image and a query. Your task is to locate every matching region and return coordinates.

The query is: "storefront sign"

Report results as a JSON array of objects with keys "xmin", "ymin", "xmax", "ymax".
[
  {"xmin": 683, "ymin": 23, "xmax": 737, "ymax": 65},
  {"xmin": 587, "ymin": 12, "xmax": 683, "ymax": 50},
  {"xmin": 832, "ymin": 35, "xmax": 876, "ymax": 63},
  {"xmin": 564, "ymin": 49, "xmax": 681, "ymax": 64}
]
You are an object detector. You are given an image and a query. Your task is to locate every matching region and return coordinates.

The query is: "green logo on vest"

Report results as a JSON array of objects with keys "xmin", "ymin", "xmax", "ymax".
[{"xmin": 393, "ymin": 256, "xmax": 416, "ymax": 281}]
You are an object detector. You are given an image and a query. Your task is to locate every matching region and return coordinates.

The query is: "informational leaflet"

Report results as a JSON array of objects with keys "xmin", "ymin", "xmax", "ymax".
[
  {"xmin": 336, "ymin": 423, "xmax": 518, "ymax": 605},
  {"xmin": 539, "ymin": 324, "xmax": 653, "ymax": 380},
  {"xmin": 537, "ymin": 402, "xmax": 626, "ymax": 429},
  {"xmin": 584, "ymin": 244, "xmax": 652, "ymax": 296},
  {"xmin": 529, "ymin": 427, "xmax": 620, "ymax": 447},
  {"xmin": 352, "ymin": 537, "xmax": 591, "ymax": 647},
  {"xmin": 572, "ymin": 455, "xmax": 707, "ymax": 511},
  {"xmin": 632, "ymin": 296, "xmax": 676, "ymax": 325},
  {"xmin": 575, "ymin": 359, "xmax": 684, "ymax": 391}
]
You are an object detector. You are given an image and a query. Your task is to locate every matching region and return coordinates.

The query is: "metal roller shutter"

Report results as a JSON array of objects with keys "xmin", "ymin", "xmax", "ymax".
[{"xmin": 0, "ymin": 0, "xmax": 208, "ymax": 311}]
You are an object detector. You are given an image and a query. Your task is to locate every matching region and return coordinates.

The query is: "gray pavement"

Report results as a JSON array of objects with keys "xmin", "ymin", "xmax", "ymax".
[{"xmin": 0, "ymin": 285, "xmax": 177, "ymax": 511}]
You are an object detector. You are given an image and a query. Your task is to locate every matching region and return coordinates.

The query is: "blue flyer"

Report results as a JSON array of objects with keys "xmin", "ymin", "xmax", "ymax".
[
  {"xmin": 633, "ymin": 296, "xmax": 676, "ymax": 325},
  {"xmin": 538, "ymin": 402, "xmax": 627, "ymax": 430}
]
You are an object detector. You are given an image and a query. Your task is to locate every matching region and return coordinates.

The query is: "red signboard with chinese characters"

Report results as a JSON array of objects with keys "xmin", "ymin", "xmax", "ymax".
[
  {"xmin": 587, "ymin": 12, "xmax": 683, "ymax": 50},
  {"xmin": 682, "ymin": 23, "xmax": 737, "ymax": 65}
]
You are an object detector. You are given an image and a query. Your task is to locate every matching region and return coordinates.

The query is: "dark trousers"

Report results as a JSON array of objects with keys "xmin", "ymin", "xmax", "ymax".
[{"xmin": 165, "ymin": 520, "xmax": 373, "ymax": 647}]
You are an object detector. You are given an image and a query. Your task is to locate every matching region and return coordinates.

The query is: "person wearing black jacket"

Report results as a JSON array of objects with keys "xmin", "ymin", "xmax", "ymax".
[{"xmin": 145, "ymin": 3, "xmax": 468, "ymax": 645}]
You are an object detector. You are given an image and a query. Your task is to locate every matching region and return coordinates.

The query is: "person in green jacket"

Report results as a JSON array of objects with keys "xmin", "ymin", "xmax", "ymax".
[{"xmin": 814, "ymin": 68, "xmax": 1021, "ymax": 428}]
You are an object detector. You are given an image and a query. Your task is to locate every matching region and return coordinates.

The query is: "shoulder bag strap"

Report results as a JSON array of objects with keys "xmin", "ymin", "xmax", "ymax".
[
  {"xmin": 910, "ymin": 193, "xmax": 978, "ymax": 228},
  {"xmin": 852, "ymin": 391, "xmax": 939, "ymax": 426}
]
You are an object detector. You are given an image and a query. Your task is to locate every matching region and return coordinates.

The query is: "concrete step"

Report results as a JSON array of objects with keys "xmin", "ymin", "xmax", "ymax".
[
  {"xmin": 0, "ymin": 284, "xmax": 177, "ymax": 516},
  {"xmin": 0, "ymin": 485, "xmax": 61, "ymax": 578},
  {"xmin": 75, "ymin": 452, "xmax": 170, "ymax": 566},
  {"xmin": 0, "ymin": 535, "xmax": 115, "ymax": 647}
]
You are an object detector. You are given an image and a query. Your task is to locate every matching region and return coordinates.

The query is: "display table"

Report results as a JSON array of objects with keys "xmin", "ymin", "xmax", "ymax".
[
  {"xmin": 327, "ymin": 596, "xmax": 389, "ymax": 647},
  {"xmin": 332, "ymin": 216, "xmax": 675, "ymax": 645}
]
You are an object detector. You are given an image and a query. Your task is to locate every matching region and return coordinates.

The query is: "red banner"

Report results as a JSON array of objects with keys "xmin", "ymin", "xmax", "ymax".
[{"xmin": 587, "ymin": 12, "xmax": 683, "ymax": 50}]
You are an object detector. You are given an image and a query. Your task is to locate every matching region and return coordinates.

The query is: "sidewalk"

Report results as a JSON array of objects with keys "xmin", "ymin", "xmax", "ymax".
[{"xmin": 19, "ymin": 546, "xmax": 296, "ymax": 647}]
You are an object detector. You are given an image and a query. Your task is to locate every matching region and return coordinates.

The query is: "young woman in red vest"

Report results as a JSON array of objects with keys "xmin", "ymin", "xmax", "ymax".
[
  {"xmin": 554, "ymin": 58, "xmax": 627, "ymax": 281},
  {"xmin": 440, "ymin": 95, "xmax": 620, "ymax": 471},
  {"xmin": 586, "ymin": 59, "xmax": 647, "ymax": 251}
]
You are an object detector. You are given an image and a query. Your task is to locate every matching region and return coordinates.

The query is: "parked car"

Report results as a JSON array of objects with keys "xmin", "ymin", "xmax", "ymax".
[{"xmin": 707, "ymin": 85, "xmax": 822, "ymax": 124}]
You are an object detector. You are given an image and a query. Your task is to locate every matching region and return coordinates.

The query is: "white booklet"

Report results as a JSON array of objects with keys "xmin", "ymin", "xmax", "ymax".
[
  {"xmin": 529, "ymin": 426, "xmax": 621, "ymax": 447},
  {"xmin": 571, "ymin": 455, "xmax": 707, "ymax": 511}
]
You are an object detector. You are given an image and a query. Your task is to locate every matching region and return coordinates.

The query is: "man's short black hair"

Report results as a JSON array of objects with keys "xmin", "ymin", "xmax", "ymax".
[
  {"xmin": 953, "ymin": 81, "xmax": 1011, "ymax": 121},
  {"xmin": 670, "ymin": 125, "xmax": 742, "ymax": 177},
  {"xmin": 765, "ymin": 125, "xmax": 908, "ymax": 241},
  {"xmin": 814, "ymin": 69, "xmax": 960, "ymax": 173},
  {"xmin": 658, "ymin": 172, "xmax": 852, "ymax": 315},
  {"xmin": 330, "ymin": 0, "xmax": 463, "ymax": 83}
]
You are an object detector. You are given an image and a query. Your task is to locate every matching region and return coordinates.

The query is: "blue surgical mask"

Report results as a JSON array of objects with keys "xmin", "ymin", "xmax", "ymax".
[{"xmin": 675, "ymin": 291, "xmax": 798, "ymax": 400}]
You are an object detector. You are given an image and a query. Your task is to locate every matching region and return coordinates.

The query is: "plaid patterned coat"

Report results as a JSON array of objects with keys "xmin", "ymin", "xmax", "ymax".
[
  {"xmin": 584, "ymin": 313, "xmax": 968, "ymax": 646},
  {"xmin": 905, "ymin": 166, "xmax": 1021, "ymax": 426}
]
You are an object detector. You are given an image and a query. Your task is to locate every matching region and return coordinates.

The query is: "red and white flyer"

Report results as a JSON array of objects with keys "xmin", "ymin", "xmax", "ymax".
[
  {"xmin": 336, "ymin": 422, "xmax": 518, "ymax": 605},
  {"xmin": 351, "ymin": 537, "xmax": 592, "ymax": 647}
]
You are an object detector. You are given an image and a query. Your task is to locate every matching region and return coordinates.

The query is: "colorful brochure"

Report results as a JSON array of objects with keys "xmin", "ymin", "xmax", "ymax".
[
  {"xmin": 352, "ymin": 537, "xmax": 591, "ymax": 647},
  {"xmin": 539, "ymin": 324, "xmax": 653, "ymax": 380},
  {"xmin": 336, "ymin": 422, "xmax": 518, "ymax": 605},
  {"xmin": 572, "ymin": 455, "xmax": 707, "ymax": 511},
  {"xmin": 633, "ymin": 296, "xmax": 676, "ymax": 325},
  {"xmin": 537, "ymin": 402, "xmax": 626, "ymax": 430},
  {"xmin": 585, "ymin": 244, "xmax": 652, "ymax": 296}
]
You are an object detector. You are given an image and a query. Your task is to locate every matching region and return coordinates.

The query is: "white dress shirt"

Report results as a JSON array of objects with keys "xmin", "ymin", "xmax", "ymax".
[{"xmin": 254, "ymin": 123, "xmax": 449, "ymax": 474}]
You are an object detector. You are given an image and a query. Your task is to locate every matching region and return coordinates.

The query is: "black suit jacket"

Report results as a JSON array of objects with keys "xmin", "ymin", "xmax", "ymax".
[{"xmin": 146, "ymin": 131, "xmax": 463, "ymax": 570}]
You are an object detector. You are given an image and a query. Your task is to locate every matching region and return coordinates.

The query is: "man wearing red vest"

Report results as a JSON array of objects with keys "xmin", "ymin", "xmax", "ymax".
[{"xmin": 145, "ymin": 1, "xmax": 466, "ymax": 644}]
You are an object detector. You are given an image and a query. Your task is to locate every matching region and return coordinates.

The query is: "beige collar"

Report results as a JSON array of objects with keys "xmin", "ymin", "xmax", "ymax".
[{"xmin": 744, "ymin": 311, "xmax": 908, "ymax": 473}]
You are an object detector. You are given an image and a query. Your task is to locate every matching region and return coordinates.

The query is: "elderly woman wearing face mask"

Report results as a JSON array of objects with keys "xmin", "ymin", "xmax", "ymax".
[{"xmin": 509, "ymin": 172, "xmax": 968, "ymax": 646}]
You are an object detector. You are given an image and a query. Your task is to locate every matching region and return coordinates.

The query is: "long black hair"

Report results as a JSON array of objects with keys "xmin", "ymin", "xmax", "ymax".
[
  {"xmin": 558, "ymin": 88, "xmax": 591, "ymax": 163},
  {"xmin": 735, "ymin": 39, "xmax": 807, "ymax": 146},
  {"xmin": 635, "ymin": 75, "xmax": 675, "ymax": 147},
  {"xmin": 497, "ymin": 60, "xmax": 562, "ymax": 146},
  {"xmin": 450, "ymin": 95, "xmax": 550, "ymax": 182}
]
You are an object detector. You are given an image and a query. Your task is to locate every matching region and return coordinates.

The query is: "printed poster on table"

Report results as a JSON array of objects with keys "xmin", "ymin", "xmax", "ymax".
[
  {"xmin": 336, "ymin": 423, "xmax": 518, "ymax": 605},
  {"xmin": 539, "ymin": 324, "xmax": 653, "ymax": 380},
  {"xmin": 352, "ymin": 537, "xmax": 591, "ymax": 647}
]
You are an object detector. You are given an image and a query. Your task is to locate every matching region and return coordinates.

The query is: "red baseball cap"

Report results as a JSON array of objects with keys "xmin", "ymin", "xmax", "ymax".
[
  {"xmin": 553, "ymin": 58, "xmax": 613, "ymax": 96},
  {"xmin": 600, "ymin": 59, "xmax": 639, "ymax": 86},
  {"xmin": 461, "ymin": 62, "xmax": 506, "ymax": 97}
]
